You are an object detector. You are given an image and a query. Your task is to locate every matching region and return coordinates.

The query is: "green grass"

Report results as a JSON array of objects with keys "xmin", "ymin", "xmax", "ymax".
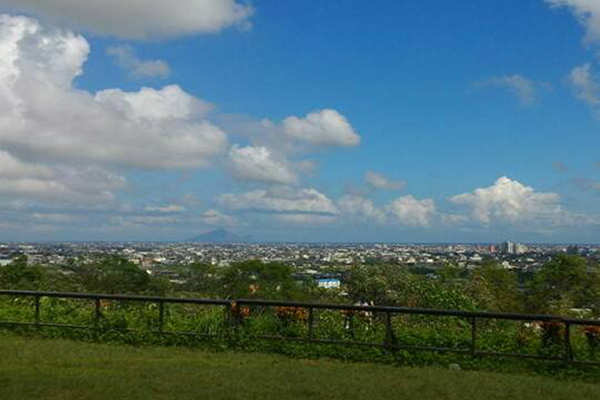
[{"xmin": 0, "ymin": 334, "xmax": 598, "ymax": 400}]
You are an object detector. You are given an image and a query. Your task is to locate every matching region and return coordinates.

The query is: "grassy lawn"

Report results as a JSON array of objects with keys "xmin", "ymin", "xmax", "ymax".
[{"xmin": 0, "ymin": 334, "xmax": 598, "ymax": 400}]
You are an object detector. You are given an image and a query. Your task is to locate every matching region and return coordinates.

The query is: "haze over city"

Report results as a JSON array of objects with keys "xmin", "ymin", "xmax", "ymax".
[{"xmin": 1, "ymin": 0, "xmax": 600, "ymax": 243}]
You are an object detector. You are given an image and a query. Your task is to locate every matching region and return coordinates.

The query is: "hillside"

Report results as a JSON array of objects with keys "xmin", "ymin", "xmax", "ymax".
[
  {"xmin": 0, "ymin": 334, "xmax": 598, "ymax": 400},
  {"xmin": 185, "ymin": 229, "xmax": 251, "ymax": 243}
]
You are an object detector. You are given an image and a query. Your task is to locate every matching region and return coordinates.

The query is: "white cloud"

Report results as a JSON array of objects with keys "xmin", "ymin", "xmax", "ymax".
[
  {"xmin": 178, "ymin": 194, "xmax": 203, "ymax": 208},
  {"xmin": 106, "ymin": 45, "xmax": 170, "ymax": 79},
  {"xmin": 365, "ymin": 171, "xmax": 406, "ymax": 191},
  {"xmin": 109, "ymin": 215, "xmax": 182, "ymax": 227},
  {"xmin": 338, "ymin": 195, "xmax": 386, "ymax": 224},
  {"xmin": 275, "ymin": 214, "xmax": 337, "ymax": 226},
  {"xmin": 546, "ymin": 0, "xmax": 600, "ymax": 43},
  {"xmin": 95, "ymin": 85, "xmax": 213, "ymax": 121},
  {"xmin": 32, "ymin": 213, "xmax": 84, "ymax": 224},
  {"xmin": 228, "ymin": 145, "xmax": 298, "ymax": 185},
  {"xmin": 478, "ymin": 75, "xmax": 549, "ymax": 106},
  {"xmin": 0, "ymin": 0, "xmax": 253, "ymax": 40},
  {"xmin": 145, "ymin": 204, "xmax": 186, "ymax": 213},
  {"xmin": 449, "ymin": 176, "xmax": 565, "ymax": 226},
  {"xmin": 440, "ymin": 213, "xmax": 469, "ymax": 226},
  {"xmin": 386, "ymin": 195, "xmax": 437, "ymax": 227},
  {"xmin": 0, "ymin": 150, "xmax": 126, "ymax": 205},
  {"xmin": 0, "ymin": 15, "xmax": 228, "ymax": 169},
  {"xmin": 218, "ymin": 187, "xmax": 338, "ymax": 214},
  {"xmin": 568, "ymin": 63, "xmax": 600, "ymax": 110},
  {"xmin": 283, "ymin": 109, "xmax": 360, "ymax": 147},
  {"xmin": 0, "ymin": 150, "xmax": 54, "ymax": 180},
  {"xmin": 200, "ymin": 209, "xmax": 239, "ymax": 227}
]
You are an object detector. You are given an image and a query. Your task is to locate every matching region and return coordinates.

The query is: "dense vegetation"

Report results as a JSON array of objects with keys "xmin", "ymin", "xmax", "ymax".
[
  {"xmin": 2, "ymin": 254, "xmax": 600, "ymax": 315},
  {"xmin": 1, "ymin": 254, "xmax": 600, "ymax": 376}
]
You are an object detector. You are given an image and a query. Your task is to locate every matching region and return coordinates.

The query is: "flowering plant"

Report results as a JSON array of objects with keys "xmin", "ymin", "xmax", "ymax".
[{"xmin": 276, "ymin": 306, "xmax": 308, "ymax": 322}]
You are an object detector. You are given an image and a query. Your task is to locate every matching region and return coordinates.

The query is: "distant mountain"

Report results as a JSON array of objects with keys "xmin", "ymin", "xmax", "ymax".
[{"xmin": 186, "ymin": 229, "xmax": 251, "ymax": 243}]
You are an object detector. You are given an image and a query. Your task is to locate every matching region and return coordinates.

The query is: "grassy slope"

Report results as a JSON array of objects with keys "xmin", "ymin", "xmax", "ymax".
[{"xmin": 0, "ymin": 334, "xmax": 598, "ymax": 400}]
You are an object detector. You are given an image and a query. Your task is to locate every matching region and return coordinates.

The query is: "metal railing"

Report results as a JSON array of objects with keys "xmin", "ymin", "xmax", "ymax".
[{"xmin": 1, "ymin": 289, "xmax": 599, "ymax": 366}]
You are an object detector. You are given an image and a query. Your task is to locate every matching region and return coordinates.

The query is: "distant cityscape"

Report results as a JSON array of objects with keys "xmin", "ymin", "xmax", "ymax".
[{"xmin": 2, "ymin": 237, "xmax": 598, "ymax": 290}]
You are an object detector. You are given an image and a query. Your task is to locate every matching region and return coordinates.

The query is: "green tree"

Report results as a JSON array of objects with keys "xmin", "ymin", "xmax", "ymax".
[
  {"xmin": 219, "ymin": 260, "xmax": 302, "ymax": 300},
  {"xmin": 68, "ymin": 256, "xmax": 158, "ymax": 295},
  {"xmin": 528, "ymin": 255, "xmax": 600, "ymax": 315},
  {"xmin": 0, "ymin": 255, "xmax": 45, "ymax": 290},
  {"xmin": 346, "ymin": 264, "xmax": 476, "ymax": 310},
  {"xmin": 180, "ymin": 262, "xmax": 220, "ymax": 295},
  {"xmin": 437, "ymin": 263, "xmax": 466, "ymax": 285},
  {"xmin": 466, "ymin": 263, "xmax": 522, "ymax": 312}
]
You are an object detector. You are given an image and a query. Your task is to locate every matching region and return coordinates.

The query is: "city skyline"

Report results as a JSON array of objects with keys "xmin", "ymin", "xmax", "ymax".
[{"xmin": 1, "ymin": 0, "xmax": 600, "ymax": 242}]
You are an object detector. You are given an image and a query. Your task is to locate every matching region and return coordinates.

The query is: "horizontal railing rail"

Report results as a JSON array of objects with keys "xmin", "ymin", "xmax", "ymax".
[{"xmin": 1, "ymin": 289, "xmax": 599, "ymax": 366}]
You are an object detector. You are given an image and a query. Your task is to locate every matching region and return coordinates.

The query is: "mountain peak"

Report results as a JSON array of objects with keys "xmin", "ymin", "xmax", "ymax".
[{"xmin": 186, "ymin": 229, "xmax": 250, "ymax": 243}]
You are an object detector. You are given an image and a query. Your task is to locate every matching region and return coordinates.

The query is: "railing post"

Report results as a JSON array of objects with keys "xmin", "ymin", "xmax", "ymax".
[
  {"xmin": 34, "ymin": 295, "xmax": 40, "ymax": 328},
  {"xmin": 384, "ymin": 312, "xmax": 397, "ymax": 349},
  {"xmin": 158, "ymin": 301, "xmax": 165, "ymax": 333},
  {"xmin": 471, "ymin": 317, "xmax": 477, "ymax": 357},
  {"xmin": 564, "ymin": 322, "xmax": 573, "ymax": 363},
  {"xmin": 308, "ymin": 307, "xmax": 314, "ymax": 340},
  {"xmin": 94, "ymin": 298, "xmax": 102, "ymax": 327}
]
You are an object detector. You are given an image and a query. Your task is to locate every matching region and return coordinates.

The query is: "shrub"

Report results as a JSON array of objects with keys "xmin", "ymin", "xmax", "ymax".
[{"xmin": 584, "ymin": 326, "xmax": 600, "ymax": 355}]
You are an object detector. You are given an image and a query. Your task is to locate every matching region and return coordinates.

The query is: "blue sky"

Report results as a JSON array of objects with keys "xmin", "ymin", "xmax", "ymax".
[{"xmin": 0, "ymin": 0, "xmax": 599, "ymax": 242}]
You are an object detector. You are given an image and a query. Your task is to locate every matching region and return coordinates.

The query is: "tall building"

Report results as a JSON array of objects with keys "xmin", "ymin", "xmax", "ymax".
[
  {"xmin": 515, "ymin": 243, "xmax": 528, "ymax": 255},
  {"xmin": 499, "ymin": 241, "xmax": 515, "ymax": 254},
  {"xmin": 498, "ymin": 241, "xmax": 528, "ymax": 255}
]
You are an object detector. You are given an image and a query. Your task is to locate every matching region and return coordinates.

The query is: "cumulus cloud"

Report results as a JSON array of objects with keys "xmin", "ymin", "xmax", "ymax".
[
  {"xmin": 228, "ymin": 145, "xmax": 298, "ymax": 185},
  {"xmin": 0, "ymin": 15, "xmax": 228, "ymax": 169},
  {"xmin": 338, "ymin": 195, "xmax": 386, "ymax": 224},
  {"xmin": 218, "ymin": 187, "xmax": 338, "ymax": 214},
  {"xmin": 386, "ymin": 195, "xmax": 437, "ymax": 227},
  {"xmin": 0, "ymin": 150, "xmax": 126, "ymax": 206},
  {"xmin": 440, "ymin": 213, "xmax": 469, "ymax": 226},
  {"xmin": 478, "ymin": 75, "xmax": 550, "ymax": 106},
  {"xmin": 106, "ymin": 45, "xmax": 170, "ymax": 79},
  {"xmin": 569, "ymin": 63, "xmax": 600, "ymax": 111},
  {"xmin": 365, "ymin": 171, "xmax": 406, "ymax": 191},
  {"xmin": 283, "ymin": 109, "xmax": 360, "ymax": 147},
  {"xmin": 546, "ymin": 0, "xmax": 600, "ymax": 43},
  {"xmin": 0, "ymin": 0, "xmax": 254, "ymax": 40},
  {"xmin": 449, "ymin": 176, "xmax": 565, "ymax": 226},
  {"xmin": 0, "ymin": 150, "xmax": 54, "ymax": 180}
]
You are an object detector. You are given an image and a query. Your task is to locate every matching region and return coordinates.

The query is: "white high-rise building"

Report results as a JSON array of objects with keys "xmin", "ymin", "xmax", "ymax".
[
  {"xmin": 499, "ymin": 241, "xmax": 515, "ymax": 254},
  {"xmin": 498, "ymin": 241, "xmax": 527, "ymax": 255}
]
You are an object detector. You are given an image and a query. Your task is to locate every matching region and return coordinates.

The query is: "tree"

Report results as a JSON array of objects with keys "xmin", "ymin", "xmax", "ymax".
[
  {"xmin": 346, "ymin": 264, "xmax": 476, "ymax": 310},
  {"xmin": 528, "ymin": 255, "xmax": 600, "ymax": 315},
  {"xmin": 68, "ymin": 256, "xmax": 158, "ymax": 295},
  {"xmin": 0, "ymin": 255, "xmax": 45, "ymax": 290},
  {"xmin": 466, "ymin": 263, "xmax": 522, "ymax": 312},
  {"xmin": 180, "ymin": 262, "xmax": 220, "ymax": 295},
  {"xmin": 219, "ymin": 260, "xmax": 302, "ymax": 300},
  {"xmin": 437, "ymin": 263, "xmax": 466, "ymax": 285}
]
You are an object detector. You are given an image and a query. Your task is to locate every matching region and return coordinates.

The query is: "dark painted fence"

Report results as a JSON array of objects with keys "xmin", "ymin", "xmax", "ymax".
[{"xmin": 1, "ymin": 289, "xmax": 599, "ymax": 365}]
